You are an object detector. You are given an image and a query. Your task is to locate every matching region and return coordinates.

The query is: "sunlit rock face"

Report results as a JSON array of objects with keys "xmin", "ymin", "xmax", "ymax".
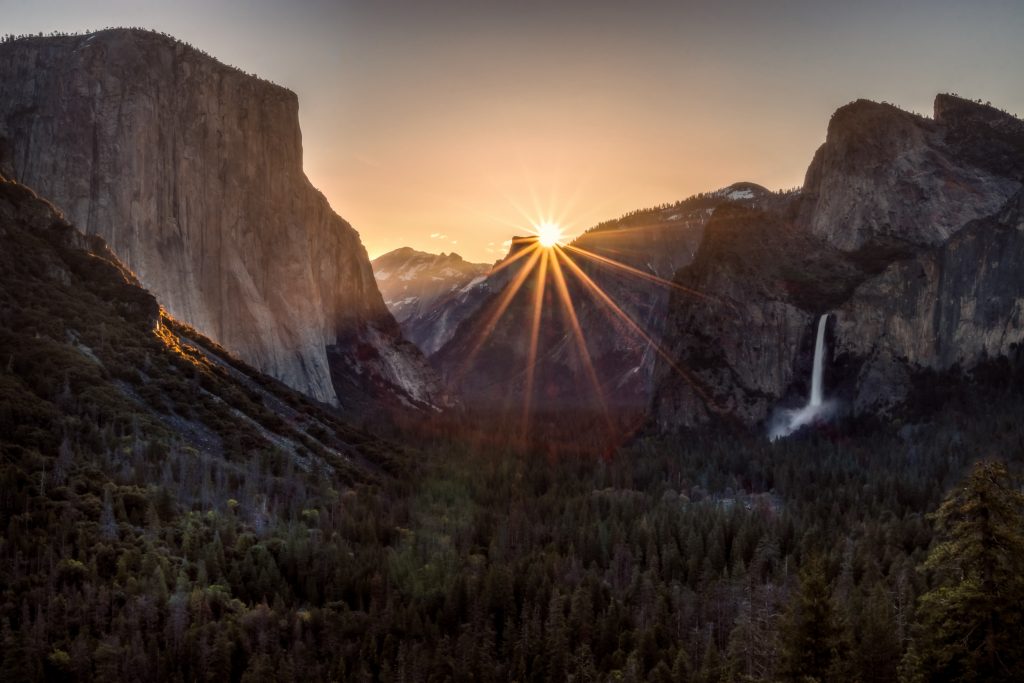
[
  {"xmin": 0, "ymin": 29, "xmax": 443, "ymax": 410},
  {"xmin": 653, "ymin": 95, "xmax": 1024, "ymax": 431}
]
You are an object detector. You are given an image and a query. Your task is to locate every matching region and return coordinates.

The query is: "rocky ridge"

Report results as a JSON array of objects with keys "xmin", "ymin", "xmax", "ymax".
[{"xmin": 0, "ymin": 170, "xmax": 394, "ymax": 481}]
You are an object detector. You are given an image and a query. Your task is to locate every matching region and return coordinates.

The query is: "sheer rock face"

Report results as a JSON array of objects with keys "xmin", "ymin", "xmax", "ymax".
[
  {"xmin": 653, "ymin": 96, "xmax": 1024, "ymax": 430},
  {"xmin": 833, "ymin": 189, "xmax": 1024, "ymax": 413},
  {"xmin": 800, "ymin": 98, "xmax": 1022, "ymax": 251},
  {"xmin": 0, "ymin": 29, "xmax": 441, "ymax": 409}
]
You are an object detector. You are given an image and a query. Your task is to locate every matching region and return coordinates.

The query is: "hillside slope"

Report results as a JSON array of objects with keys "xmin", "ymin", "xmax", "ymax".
[{"xmin": 0, "ymin": 170, "xmax": 415, "ymax": 678}]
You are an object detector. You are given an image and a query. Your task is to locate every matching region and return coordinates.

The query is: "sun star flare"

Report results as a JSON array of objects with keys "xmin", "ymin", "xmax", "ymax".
[{"xmin": 535, "ymin": 221, "xmax": 564, "ymax": 248}]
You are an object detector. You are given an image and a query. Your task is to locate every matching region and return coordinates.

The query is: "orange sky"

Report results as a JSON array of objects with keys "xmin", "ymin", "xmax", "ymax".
[{"xmin": 7, "ymin": 1, "xmax": 1024, "ymax": 262}]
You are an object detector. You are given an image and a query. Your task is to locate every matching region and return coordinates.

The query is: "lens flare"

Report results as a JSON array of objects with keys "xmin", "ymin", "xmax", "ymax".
[
  {"xmin": 453, "ymin": 209, "xmax": 722, "ymax": 451},
  {"xmin": 535, "ymin": 221, "xmax": 563, "ymax": 248}
]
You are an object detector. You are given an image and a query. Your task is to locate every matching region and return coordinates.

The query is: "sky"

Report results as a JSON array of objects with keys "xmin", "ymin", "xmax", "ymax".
[{"xmin": 4, "ymin": 0, "xmax": 1024, "ymax": 262}]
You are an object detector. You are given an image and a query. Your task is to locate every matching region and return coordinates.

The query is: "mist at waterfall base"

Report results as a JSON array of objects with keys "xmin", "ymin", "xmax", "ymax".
[{"xmin": 769, "ymin": 314, "xmax": 836, "ymax": 441}]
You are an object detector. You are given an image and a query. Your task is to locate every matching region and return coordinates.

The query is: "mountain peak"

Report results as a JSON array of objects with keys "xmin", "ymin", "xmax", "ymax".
[
  {"xmin": 712, "ymin": 182, "xmax": 771, "ymax": 202},
  {"xmin": 933, "ymin": 93, "xmax": 1020, "ymax": 125},
  {"xmin": 2, "ymin": 27, "xmax": 295, "ymax": 100},
  {"xmin": 801, "ymin": 93, "xmax": 1022, "ymax": 251},
  {"xmin": 825, "ymin": 98, "xmax": 925, "ymax": 142}
]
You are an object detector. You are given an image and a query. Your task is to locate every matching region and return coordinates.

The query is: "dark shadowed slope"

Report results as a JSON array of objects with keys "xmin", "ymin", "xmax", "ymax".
[{"xmin": 0, "ymin": 169, "xmax": 406, "ymax": 529}]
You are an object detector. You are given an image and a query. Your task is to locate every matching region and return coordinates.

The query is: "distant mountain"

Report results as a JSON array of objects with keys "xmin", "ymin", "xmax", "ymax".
[
  {"xmin": 371, "ymin": 248, "xmax": 489, "ymax": 354},
  {"xmin": 0, "ymin": 29, "xmax": 443, "ymax": 412},
  {"xmin": 653, "ymin": 95, "xmax": 1024, "ymax": 431}
]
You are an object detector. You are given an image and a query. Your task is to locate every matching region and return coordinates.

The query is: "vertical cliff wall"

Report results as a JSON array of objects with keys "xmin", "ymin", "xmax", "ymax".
[
  {"xmin": 652, "ymin": 95, "xmax": 1024, "ymax": 431},
  {"xmin": 0, "ymin": 29, "xmax": 441, "ymax": 409}
]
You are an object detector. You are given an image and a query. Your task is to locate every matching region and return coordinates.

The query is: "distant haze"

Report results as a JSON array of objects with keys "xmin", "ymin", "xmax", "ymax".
[{"xmin": 5, "ymin": 0, "xmax": 1023, "ymax": 261}]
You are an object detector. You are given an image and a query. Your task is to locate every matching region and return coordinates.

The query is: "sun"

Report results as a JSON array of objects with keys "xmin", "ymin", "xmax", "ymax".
[{"xmin": 535, "ymin": 221, "xmax": 563, "ymax": 248}]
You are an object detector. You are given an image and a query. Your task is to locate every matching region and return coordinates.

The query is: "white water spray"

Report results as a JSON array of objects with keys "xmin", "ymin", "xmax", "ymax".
[{"xmin": 769, "ymin": 314, "xmax": 833, "ymax": 440}]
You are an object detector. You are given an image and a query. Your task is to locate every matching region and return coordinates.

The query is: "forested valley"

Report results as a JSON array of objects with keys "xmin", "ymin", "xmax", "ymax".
[
  {"xmin": 2, "ymin": 170, "xmax": 1024, "ymax": 682},
  {"xmin": 4, "ymin": 340, "xmax": 1024, "ymax": 682}
]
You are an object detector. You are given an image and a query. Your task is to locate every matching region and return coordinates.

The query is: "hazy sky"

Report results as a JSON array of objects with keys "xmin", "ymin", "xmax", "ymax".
[{"xmin": 4, "ymin": 1, "xmax": 1023, "ymax": 261}]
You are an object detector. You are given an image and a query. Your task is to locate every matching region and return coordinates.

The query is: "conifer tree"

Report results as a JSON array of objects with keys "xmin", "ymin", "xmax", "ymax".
[
  {"xmin": 779, "ymin": 555, "xmax": 844, "ymax": 681},
  {"xmin": 915, "ymin": 460, "xmax": 1024, "ymax": 681}
]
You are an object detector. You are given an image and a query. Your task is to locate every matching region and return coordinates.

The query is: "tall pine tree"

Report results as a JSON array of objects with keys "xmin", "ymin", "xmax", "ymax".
[
  {"xmin": 915, "ymin": 460, "xmax": 1024, "ymax": 682},
  {"xmin": 779, "ymin": 555, "xmax": 846, "ymax": 681}
]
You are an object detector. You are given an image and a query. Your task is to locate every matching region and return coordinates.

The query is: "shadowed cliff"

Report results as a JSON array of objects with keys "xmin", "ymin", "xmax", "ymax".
[{"xmin": 654, "ymin": 95, "xmax": 1024, "ymax": 431}]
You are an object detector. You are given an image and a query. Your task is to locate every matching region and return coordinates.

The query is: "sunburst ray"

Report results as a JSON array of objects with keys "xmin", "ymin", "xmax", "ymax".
[
  {"xmin": 547, "ymin": 248, "xmax": 613, "ymax": 430},
  {"xmin": 554, "ymin": 246, "xmax": 722, "ymax": 413},
  {"xmin": 453, "ymin": 244, "xmax": 543, "ymax": 382},
  {"xmin": 564, "ymin": 243, "xmax": 714, "ymax": 302},
  {"xmin": 521, "ymin": 249, "xmax": 550, "ymax": 431},
  {"xmin": 488, "ymin": 238, "xmax": 540, "ymax": 276}
]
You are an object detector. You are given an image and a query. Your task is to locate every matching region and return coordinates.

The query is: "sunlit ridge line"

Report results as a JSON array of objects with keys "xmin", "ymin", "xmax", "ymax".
[
  {"xmin": 578, "ymin": 221, "xmax": 703, "ymax": 240},
  {"xmin": 553, "ymin": 247, "xmax": 723, "ymax": 414},
  {"xmin": 547, "ymin": 249, "xmax": 614, "ymax": 431},
  {"xmin": 564, "ymin": 244, "xmax": 713, "ymax": 302},
  {"xmin": 454, "ymin": 245, "xmax": 543, "ymax": 383},
  {"xmin": 567, "ymin": 243, "xmax": 638, "ymax": 259},
  {"xmin": 521, "ymin": 249, "xmax": 550, "ymax": 431}
]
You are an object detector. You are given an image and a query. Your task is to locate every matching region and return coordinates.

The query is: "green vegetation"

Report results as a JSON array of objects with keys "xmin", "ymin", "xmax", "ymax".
[{"xmin": 913, "ymin": 460, "xmax": 1024, "ymax": 682}]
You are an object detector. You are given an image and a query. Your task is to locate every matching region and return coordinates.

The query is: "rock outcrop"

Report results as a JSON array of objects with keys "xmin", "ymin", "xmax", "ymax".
[
  {"xmin": 0, "ymin": 29, "xmax": 442, "ymax": 411},
  {"xmin": 833, "ymin": 188, "xmax": 1024, "ymax": 413},
  {"xmin": 0, "ymin": 169, "xmax": 392, "ymax": 487},
  {"xmin": 653, "ymin": 95, "xmax": 1024, "ymax": 431},
  {"xmin": 800, "ymin": 99, "xmax": 1020, "ymax": 250}
]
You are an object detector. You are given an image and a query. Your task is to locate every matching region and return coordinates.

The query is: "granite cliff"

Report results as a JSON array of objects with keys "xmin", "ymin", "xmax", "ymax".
[
  {"xmin": 0, "ymin": 29, "xmax": 442, "ymax": 411},
  {"xmin": 653, "ymin": 95, "xmax": 1024, "ymax": 431},
  {"xmin": 0, "ymin": 169, "xmax": 394, "ymax": 479}
]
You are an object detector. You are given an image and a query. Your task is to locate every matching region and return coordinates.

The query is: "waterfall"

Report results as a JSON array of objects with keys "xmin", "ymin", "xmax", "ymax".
[
  {"xmin": 768, "ymin": 313, "xmax": 832, "ymax": 440},
  {"xmin": 809, "ymin": 313, "xmax": 828, "ymax": 407}
]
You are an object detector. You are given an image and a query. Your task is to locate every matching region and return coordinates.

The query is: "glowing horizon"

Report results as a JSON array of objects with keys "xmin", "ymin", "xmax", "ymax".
[{"xmin": 4, "ymin": 1, "xmax": 1022, "ymax": 262}]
